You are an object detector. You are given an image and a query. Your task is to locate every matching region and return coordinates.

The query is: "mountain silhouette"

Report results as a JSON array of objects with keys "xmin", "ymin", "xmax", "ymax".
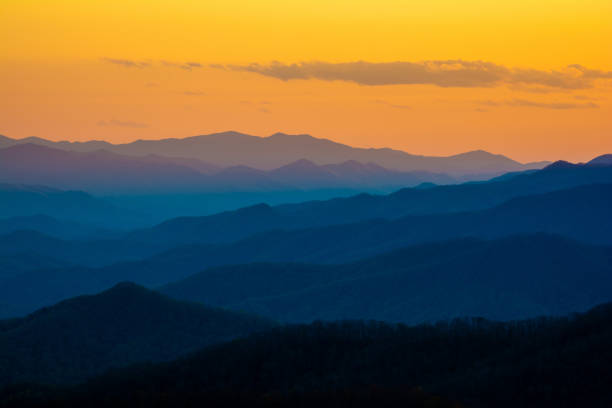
[
  {"xmin": 588, "ymin": 154, "xmax": 612, "ymax": 166},
  {"xmin": 0, "ymin": 215, "xmax": 113, "ymax": 240},
  {"xmin": 0, "ymin": 143, "xmax": 460, "ymax": 193},
  {"xmin": 0, "ymin": 182, "xmax": 146, "ymax": 228},
  {"xmin": 130, "ymin": 163, "xmax": 612, "ymax": 245},
  {"xmin": 2, "ymin": 184, "xmax": 611, "ymax": 318},
  {"xmin": 160, "ymin": 234, "xmax": 612, "ymax": 324},
  {"xmin": 0, "ymin": 143, "xmax": 464, "ymax": 194},
  {"xmin": 0, "ymin": 252, "xmax": 70, "ymax": 281},
  {"xmin": 0, "ymin": 230, "xmax": 167, "ymax": 269},
  {"xmin": 0, "ymin": 132, "xmax": 548, "ymax": 176},
  {"xmin": 0, "ymin": 144, "xmax": 212, "ymax": 194},
  {"xmin": 9, "ymin": 302, "xmax": 612, "ymax": 407},
  {"xmin": 0, "ymin": 282, "xmax": 274, "ymax": 386}
]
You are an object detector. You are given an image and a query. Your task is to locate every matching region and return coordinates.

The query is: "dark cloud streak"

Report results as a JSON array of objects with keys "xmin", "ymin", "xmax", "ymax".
[
  {"xmin": 102, "ymin": 58, "xmax": 151, "ymax": 68},
  {"xmin": 219, "ymin": 60, "xmax": 612, "ymax": 90},
  {"xmin": 477, "ymin": 99, "xmax": 599, "ymax": 110}
]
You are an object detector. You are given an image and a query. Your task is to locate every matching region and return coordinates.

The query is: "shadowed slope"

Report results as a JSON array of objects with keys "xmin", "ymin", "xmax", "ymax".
[
  {"xmin": 0, "ymin": 283, "xmax": 274, "ymax": 386},
  {"xmin": 2, "ymin": 184, "xmax": 611, "ymax": 318},
  {"xmin": 6, "ymin": 303, "xmax": 612, "ymax": 407},
  {"xmin": 161, "ymin": 234, "xmax": 612, "ymax": 324},
  {"xmin": 130, "ymin": 163, "xmax": 612, "ymax": 245}
]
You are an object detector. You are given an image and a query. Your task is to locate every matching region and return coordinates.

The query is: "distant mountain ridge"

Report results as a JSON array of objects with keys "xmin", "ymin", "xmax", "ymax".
[
  {"xmin": 0, "ymin": 143, "xmax": 458, "ymax": 193},
  {"xmin": 0, "ymin": 215, "xmax": 113, "ymax": 240},
  {"xmin": 0, "ymin": 132, "xmax": 548, "ymax": 176},
  {"xmin": 129, "ymin": 162, "xmax": 612, "ymax": 245},
  {"xmin": 0, "ymin": 182, "xmax": 147, "ymax": 228}
]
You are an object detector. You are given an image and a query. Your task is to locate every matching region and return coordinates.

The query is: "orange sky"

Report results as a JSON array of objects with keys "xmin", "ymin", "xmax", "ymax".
[{"xmin": 1, "ymin": 0, "xmax": 611, "ymax": 162}]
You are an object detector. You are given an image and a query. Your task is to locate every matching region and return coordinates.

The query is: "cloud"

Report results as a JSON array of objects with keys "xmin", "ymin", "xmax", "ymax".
[
  {"xmin": 103, "ymin": 58, "xmax": 204, "ymax": 71},
  {"xmin": 218, "ymin": 60, "xmax": 612, "ymax": 90},
  {"xmin": 573, "ymin": 94, "xmax": 598, "ymax": 101},
  {"xmin": 102, "ymin": 58, "xmax": 151, "ymax": 68},
  {"xmin": 476, "ymin": 99, "xmax": 599, "ymax": 110},
  {"xmin": 373, "ymin": 99, "xmax": 411, "ymax": 110},
  {"xmin": 182, "ymin": 91, "xmax": 206, "ymax": 96},
  {"xmin": 161, "ymin": 60, "xmax": 203, "ymax": 70},
  {"xmin": 97, "ymin": 119, "xmax": 149, "ymax": 128}
]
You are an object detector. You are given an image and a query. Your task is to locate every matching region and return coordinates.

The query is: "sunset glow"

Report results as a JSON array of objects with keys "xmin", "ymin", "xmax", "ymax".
[{"xmin": 2, "ymin": 0, "xmax": 611, "ymax": 162}]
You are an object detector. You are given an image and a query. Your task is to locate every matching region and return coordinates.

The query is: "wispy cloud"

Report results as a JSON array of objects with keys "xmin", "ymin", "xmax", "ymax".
[
  {"xmin": 103, "ymin": 58, "xmax": 204, "ymax": 71},
  {"xmin": 102, "ymin": 58, "xmax": 151, "ymax": 68},
  {"xmin": 97, "ymin": 119, "xmax": 149, "ymax": 128},
  {"xmin": 477, "ymin": 99, "xmax": 600, "ymax": 110},
  {"xmin": 161, "ymin": 61, "xmax": 203, "ymax": 71},
  {"xmin": 216, "ymin": 60, "xmax": 612, "ymax": 90},
  {"xmin": 182, "ymin": 91, "xmax": 206, "ymax": 96},
  {"xmin": 573, "ymin": 94, "xmax": 598, "ymax": 101},
  {"xmin": 373, "ymin": 99, "xmax": 411, "ymax": 110}
]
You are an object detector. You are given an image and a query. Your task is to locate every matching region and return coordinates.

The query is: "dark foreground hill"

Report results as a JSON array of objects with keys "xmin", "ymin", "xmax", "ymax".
[
  {"xmin": 4, "ymin": 303, "xmax": 612, "ymax": 407},
  {"xmin": 0, "ymin": 283, "xmax": 273, "ymax": 386},
  {"xmin": 2, "ymin": 184, "xmax": 611, "ymax": 318},
  {"xmin": 161, "ymin": 234, "xmax": 612, "ymax": 324}
]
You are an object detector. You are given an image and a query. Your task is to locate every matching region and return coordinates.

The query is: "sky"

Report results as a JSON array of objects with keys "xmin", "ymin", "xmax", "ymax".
[{"xmin": 1, "ymin": 0, "xmax": 611, "ymax": 163}]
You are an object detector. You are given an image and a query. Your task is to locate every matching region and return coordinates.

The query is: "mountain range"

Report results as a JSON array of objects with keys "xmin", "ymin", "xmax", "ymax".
[
  {"xmin": 0, "ymin": 283, "xmax": 273, "ymax": 386},
  {"xmin": 2, "ymin": 180, "xmax": 611, "ymax": 317},
  {"xmin": 6, "ymin": 301, "xmax": 612, "ymax": 407},
  {"xmin": 0, "ymin": 143, "xmax": 460, "ymax": 193},
  {"xmin": 0, "ymin": 148, "xmax": 604, "ymax": 232},
  {"xmin": 129, "ymin": 161, "xmax": 612, "ymax": 245},
  {"xmin": 161, "ymin": 234, "xmax": 612, "ymax": 324},
  {"xmin": 0, "ymin": 132, "xmax": 548, "ymax": 176},
  {"xmin": 1, "ymin": 131, "xmax": 612, "ymax": 407}
]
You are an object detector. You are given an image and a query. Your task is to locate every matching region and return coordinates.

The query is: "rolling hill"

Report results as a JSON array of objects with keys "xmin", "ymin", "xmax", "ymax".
[
  {"xmin": 0, "ymin": 230, "xmax": 167, "ymax": 268},
  {"xmin": 0, "ymin": 183, "xmax": 144, "ymax": 228},
  {"xmin": 6, "ymin": 303, "xmax": 612, "ymax": 407},
  {"xmin": 0, "ymin": 215, "xmax": 113, "ymax": 240},
  {"xmin": 160, "ymin": 234, "xmax": 612, "ymax": 324},
  {"xmin": 2, "ymin": 184, "xmax": 611, "ymax": 318},
  {"xmin": 0, "ymin": 283, "xmax": 274, "ymax": 386},
  {"xmin": 130, "ymin": 162, "xmax": 612, "ymax": 245}
]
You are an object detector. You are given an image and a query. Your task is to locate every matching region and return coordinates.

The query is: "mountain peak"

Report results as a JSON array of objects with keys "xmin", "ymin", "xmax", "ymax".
[
  {"xmin": 588, "ymin": 154, "xmax": 612, "ymax": 167},
  {"xmin": 267, "ymin": 132, "xmax": 313, "ymax": 139},
  {"xmin": 453, "ymin": 149, "xmax": 513, "ymax": 161},
  {"xmin": 544, "ymin": 160, "xmax": 579, "ymax": 170},
  {"xmin": 107, "ymin": 281, "xmax": 146, "ymax": 292}
]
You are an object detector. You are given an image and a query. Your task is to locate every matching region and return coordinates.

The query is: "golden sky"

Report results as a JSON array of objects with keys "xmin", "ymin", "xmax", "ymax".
[{"xmin": 1, "ymin": 0, "xmax": 611, "ymax": 162}]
